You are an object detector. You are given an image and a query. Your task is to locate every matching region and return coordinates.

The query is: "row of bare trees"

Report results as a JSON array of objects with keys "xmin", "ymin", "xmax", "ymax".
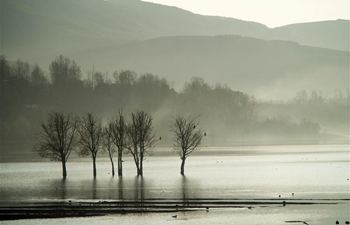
[{"xmin": 34, "ymin": 111, "xmax": 203, "ymax": 178}]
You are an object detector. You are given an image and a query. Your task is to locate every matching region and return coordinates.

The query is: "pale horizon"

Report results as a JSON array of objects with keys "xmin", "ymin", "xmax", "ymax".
[{"xmin": 143, "ymin": 0, "xmax": 350, "ymax": 27}]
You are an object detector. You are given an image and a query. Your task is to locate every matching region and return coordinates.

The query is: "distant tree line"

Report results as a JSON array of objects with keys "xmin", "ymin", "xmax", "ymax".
[
  {"xmin": 34, "ymin": 111, "xmax": 203, "ymax": 178},
  {"xmin": 1, "ymin": 54, "xmax": 346, "ymax": 157},
  {"xmin": 0, "ymin": 55, "xmax": 253, "ymax": 151},
  {"xmin": 292, "ymin": 90, "xmax": 349, "ymax": 105}
]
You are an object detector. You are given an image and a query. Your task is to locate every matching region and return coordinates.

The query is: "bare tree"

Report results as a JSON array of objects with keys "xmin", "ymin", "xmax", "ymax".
[
  {"xmin": 110, "ymin": 111, "xmax": 127, "ymax": 176},
  {"xmin": 171, "ymin": 116, "xmax": 203, "ymax": 176},
  {"xmin": 78, "ymin": 113, "xmax": 103, "ymax": 177},
  {"xmin": 126, "ymin": 113, "xmax": 140, "ymax": 175},
  {"xmin": 103, "ymin": 124, "xmax": 115, "ymax": 176},
  {"xmin": 126, "ymin": 111, "xmax": 155, "ymax": 176},
  {"xmin": 34, "ymin": 112, "xmax": 77, "ymax": 178}
]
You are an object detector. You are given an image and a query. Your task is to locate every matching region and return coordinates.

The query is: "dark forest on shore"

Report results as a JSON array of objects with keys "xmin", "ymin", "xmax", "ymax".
[{"xmin": 0, "ymin": 55, "xmax": 349, "ymax": 161}]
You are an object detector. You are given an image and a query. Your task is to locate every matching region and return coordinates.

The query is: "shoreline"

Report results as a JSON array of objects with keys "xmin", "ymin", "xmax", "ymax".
[
  {"xmin": 0, "ymin": 198, "xmax": 346, "ymax": 221},
  {"xmin": 1, "ymin": 143, "xmax": 349, "ymax": 163}
]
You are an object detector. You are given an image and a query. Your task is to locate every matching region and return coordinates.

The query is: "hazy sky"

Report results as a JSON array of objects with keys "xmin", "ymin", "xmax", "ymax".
[{"xmin": 143, "ymin": 0, "xmax": 349, "ymax": 27}]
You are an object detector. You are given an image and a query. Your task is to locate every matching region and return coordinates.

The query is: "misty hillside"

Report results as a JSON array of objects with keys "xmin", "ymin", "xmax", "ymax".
[
  {"xmin": 1, "ymin": 54, "xmax": 348, "ymax": 159},
  {"xmin": 1, "ymin": 0, "xmax": 349, "ymax": 66},
  {"xmin": 271, "ymin": 19, "xmax": 349, "ymax": 51},
  {"xmin": 1, "ymin": 0, "xmax": 266, "ymax": 62},
  {"xmin": 80, "ymin": 35, "xmax": 349, "ymax": 98}
]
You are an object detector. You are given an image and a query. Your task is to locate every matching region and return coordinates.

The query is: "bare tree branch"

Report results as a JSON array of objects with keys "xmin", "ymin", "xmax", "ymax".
[
  {"xmin": 78, "ymin": 113, "xmax": 103, "ymax": 177},
  {"xmin": 126, "ymin": 111, "xmax": 155, "ymax": 176},
  {"xmin": 34, "ymin": 112, "xmax": 78, "ymax": 177},
  {"xmin": 109, "ymin": 110, "xmax": 127, "ymax": 176},
  {"xmin": 171, "ymin": 116, "xmax": 203, "ymax": 175}
]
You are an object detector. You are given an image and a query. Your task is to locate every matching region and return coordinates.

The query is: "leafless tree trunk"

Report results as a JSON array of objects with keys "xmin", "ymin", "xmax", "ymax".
[
  {"xmin": 103, "ymin": 124, "xmax": 115, "ymax": 176},
  {"xmin": 126, "ymin": 111, "xmax": 155, "ymax": 176},
  {"xmin": 78, "ymin": 113, "xmax": 103, "ymax": 177},
  {"xmin": 34, "ymin": 112, "xmax": 78, "ymax": 178},
  {"xmin": 110, "ymin": 111, "xmax": 127, "ymax": 177},
  {"xmin": 127, "ymin": 116, "xmax": 140, "ymax": 175},
  {"xmin": 171, "ymin": 116, "xmax": 203, "ymax": 176}
]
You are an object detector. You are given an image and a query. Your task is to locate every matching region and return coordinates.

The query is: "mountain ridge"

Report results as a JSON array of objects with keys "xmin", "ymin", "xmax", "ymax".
[
  {"xmin": 77, "ymin": 34, "xmax": 349, "ymax": 99},
  {"xmin": 1, "ymin": 0, "xmax": 348, "ymax": 61},
  {"xmin": 1, "ymin": 0, "xmax": 348, "ymax": 99}
]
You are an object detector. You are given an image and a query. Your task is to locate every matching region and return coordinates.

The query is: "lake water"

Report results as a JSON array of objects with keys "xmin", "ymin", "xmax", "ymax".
[
  {"xmin": 1, "ymin": 145, "xmax": 349, "ymax": 201},
  {"xmin": 0, "ymin": 145, "xmax": 349, "ymax": 224}
]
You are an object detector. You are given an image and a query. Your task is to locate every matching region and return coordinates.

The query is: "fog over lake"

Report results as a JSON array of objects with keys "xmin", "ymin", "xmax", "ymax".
[{"xmin": 1, "ymin": 145, "xmax": 349, "ymax": 201}]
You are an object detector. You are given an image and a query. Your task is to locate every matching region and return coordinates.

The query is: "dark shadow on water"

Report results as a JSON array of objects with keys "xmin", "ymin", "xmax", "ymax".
[
  {"xmin": 118, "ymin": 177, "xmax": 124, "ymax": 199},
  {"xmin": 117, "ymin": 177, "xmax": 124, "ymax": 206},
  {"xmin": 59, "ymin": 178, "xmax": 67, "ymax": 199},
  {"xmin": 133, "ymin": 176, "xmax": 145, "ymax": 207},
  {"xmin": 107, "ymin": 177, "xmax": 115, "ymax": 199},
  {"xmin": 92, "ymin": 178, "xmax": 97, "ymax": 199},
  {"xmin": 182, "ymin": 176, "xmax": 188, "ymax": 206},
  {"xmin": 45, "ymin": 178, "xmax": 68, "ymax": 200},
  {"xmin": 177, "ymin": 176, "xmax": 200, "ymax": 203},
  {"xmin": 39, "ymin": 175, "xmax": 200, "ymax": 202}
]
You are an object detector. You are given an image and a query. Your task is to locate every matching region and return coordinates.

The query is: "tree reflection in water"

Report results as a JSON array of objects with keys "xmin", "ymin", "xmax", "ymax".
[
  {"xmin": 133, "ymin": 176, "xmax": 145, "ymax": 208},
  {"xmin": 44, "ymin": 174, "xmax": 200, "ymax": 205},
  {"xmin": 117, "ymin": 177, "xmax": 124, "ymax": 207},
  {"xmin": 46, "ymin": 178, "xmax": 68, "ymax": 199},
  {"xmin": 92, "ymin": 178, "xmax": 97, "ymax": 199}
]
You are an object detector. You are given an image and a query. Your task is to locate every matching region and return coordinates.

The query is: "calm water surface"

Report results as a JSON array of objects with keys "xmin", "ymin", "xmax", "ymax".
[{"xmin": 1, "ymin": 145, "xmax": 349, "ymax": 202}]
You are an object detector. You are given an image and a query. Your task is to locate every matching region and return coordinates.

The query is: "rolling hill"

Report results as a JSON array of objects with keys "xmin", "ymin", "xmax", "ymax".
[
  {"xmin": 1, "ymin": 0, "xmax": 348, "ymax": 98},
  {"xmin": 271, "ymin": 19, "xmax": 349, "ymax": 51},
  {"xmin": 79, "ymin": 35, "xmax": 349, "ymax": 98},
  {"xmin": 1, "ymin": 0, "xmax": 267, "ymax": 62},
  {"xmin": 1, "ymin": 0, "xmax": 348, "ymax": 65}
]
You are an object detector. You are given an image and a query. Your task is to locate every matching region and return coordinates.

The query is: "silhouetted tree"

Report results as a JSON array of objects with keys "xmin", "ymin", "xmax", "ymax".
[
  {"xmin": 110, "ymin": 111, "xmax": 127, "ymax": 176},
  {"xmin": 49, "ymin": 55, "xmax": 85, "ymax": 112},
  {"xmin": 49, "ymin": 55, "xmax": 81, "ymax": 86},
  {"xmin": 11, "ymin": 60, "xmax": 30, "ymax": 79},
  {"xmin": 114, "ymin": 70, "xmax": 137, "ymax": 86},
  {"xmin": 126, "ymin": 111, "xmax": 155, "ymax": 176},
  {"xmin": 0, "ymin": 56, "xmax": 11, "ymax": 115},
  {"xmin": 103, "ymin": 124, "xmax": 115, "ymax": 176},
  {"xmin": 78, "ymin": 113, "xmax": 103, "ymax": 177},
  {"xmin": 126, "ymin": 114, "xmax": 139, "ymax": 175},
  {"xmin": 31, "ymin": 64, "xmax": 48, "ymax": 87},
  {"xmin": 0, "ymin": 56, "xmax": 10, "ymax": 83},
  {"xmin": 34, "ymin": 112, "xmax": 78, "ymax": 178},
  {"xmin": 171, "ymin": 116, "xmax": 203, "ymax": 175}
]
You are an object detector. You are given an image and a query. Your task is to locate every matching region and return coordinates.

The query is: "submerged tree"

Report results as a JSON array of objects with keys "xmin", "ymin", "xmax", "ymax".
[
  {"xmin": 110, "ymin": 111, "xmax": 127, "ymax": 177},
  {"xmin": 171, "ymin": 116, "xmax": 203, "ymax": 175},
  {"xmin": 78, "ymin": 113, "xmax": 103, "ymax": 177},
  {"xmin": 34, "ymin": 112, "xmax": 78, "ymax": 178},
  {"xmin": 126, "ymin": 111, "xmax": 155, "ymax": 176},
  {"xmin": 103, "ymin": 124, "xmax": 115, "ymax": 176}
]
